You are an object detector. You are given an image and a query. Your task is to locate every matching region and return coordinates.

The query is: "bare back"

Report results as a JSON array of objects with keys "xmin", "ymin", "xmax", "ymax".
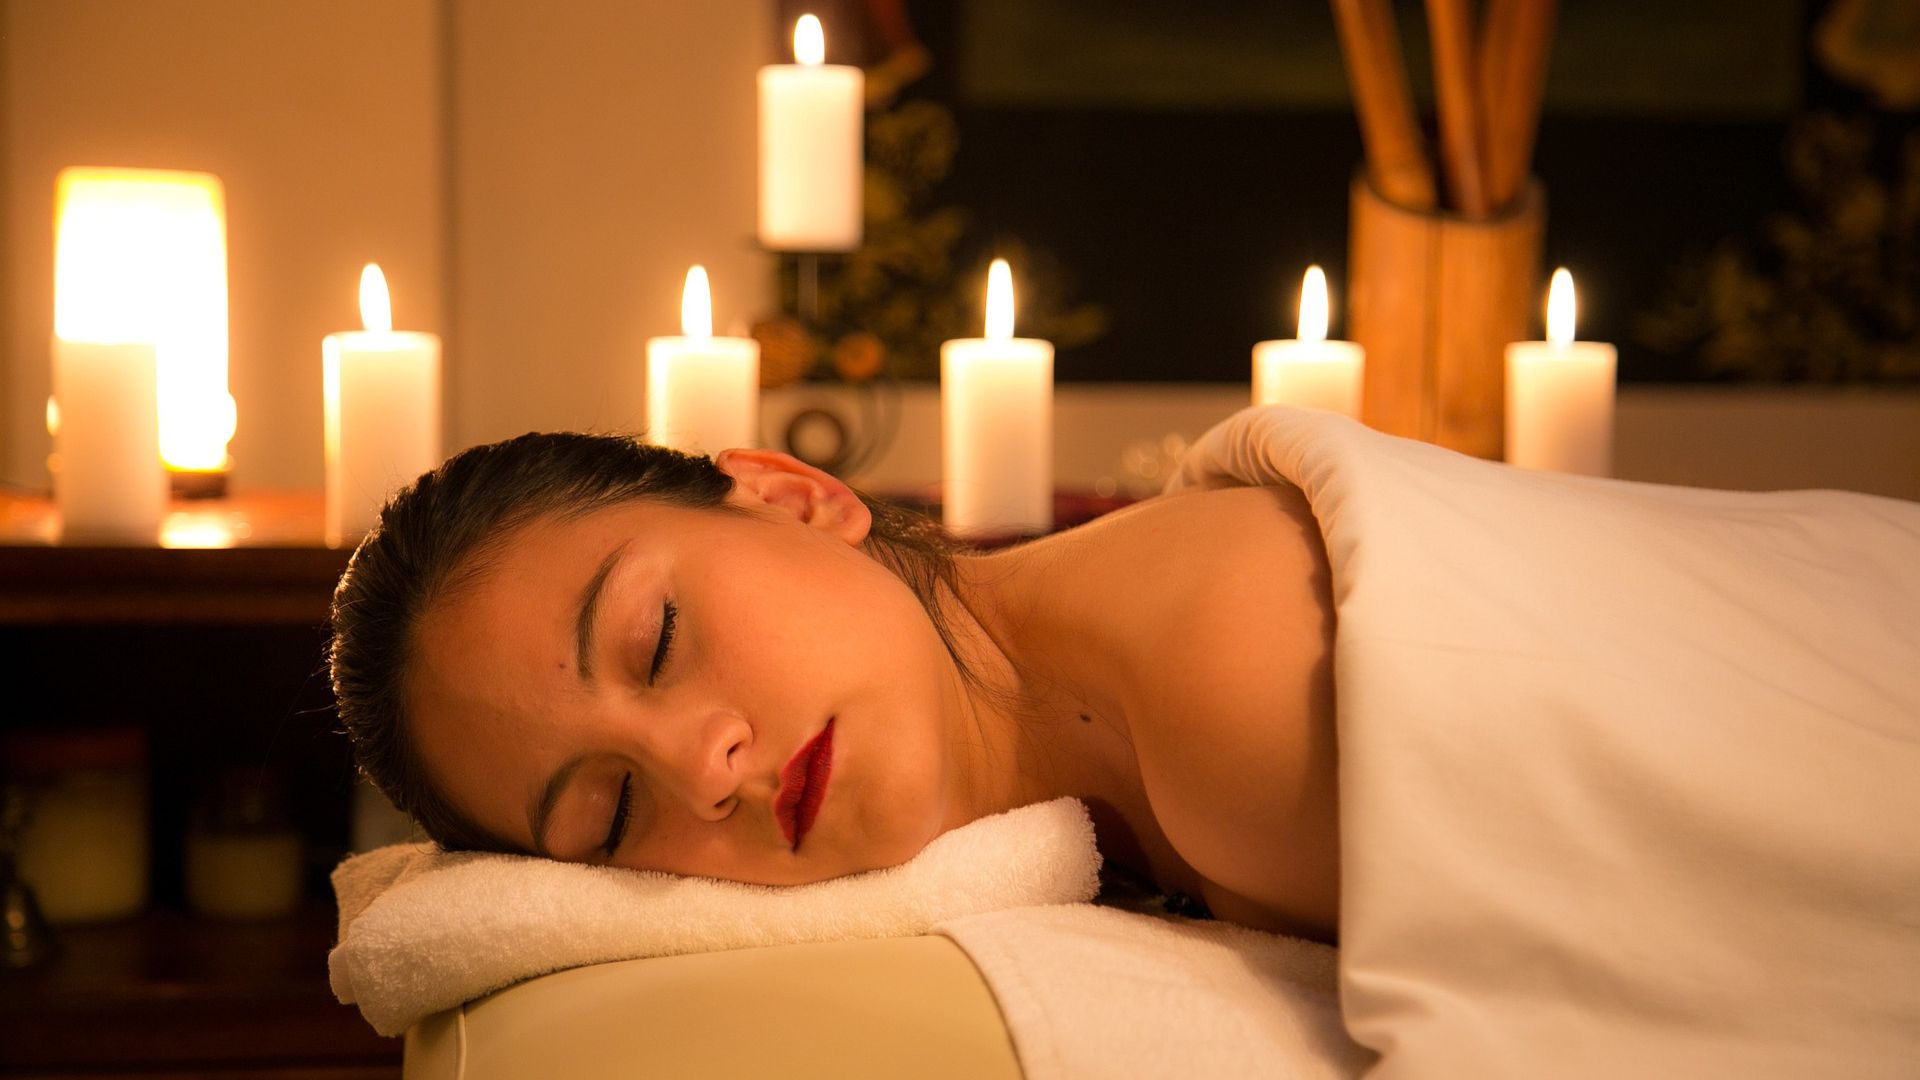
[{"xmin": 993, "ymin": 483, "xmax": 1341, "ymax": 942}]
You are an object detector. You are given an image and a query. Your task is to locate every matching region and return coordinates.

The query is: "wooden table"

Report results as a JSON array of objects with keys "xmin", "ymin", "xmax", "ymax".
[
  {"xmin": 0, "ymin": 907, "xmax": 401, "ymax": 1078},
  {"xmin": 0, "ymin": 490, "xmax": 351, "ymax": 626},
  {"xmin": 1, "ymin": 490, "xmax": 397, "ymax": 1078}
]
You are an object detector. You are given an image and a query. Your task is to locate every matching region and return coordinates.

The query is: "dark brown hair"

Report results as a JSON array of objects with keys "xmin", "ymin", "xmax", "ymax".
[{"xmin": 328, "ymin": 432, "xmax": 968, "ymax": 854}]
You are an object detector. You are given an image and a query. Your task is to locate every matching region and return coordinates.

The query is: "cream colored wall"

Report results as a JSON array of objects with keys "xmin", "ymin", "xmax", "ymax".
[
  {"xmin": 449, "ymin": 1, "xmax": 771, "ymax": 450},
  {"xmin": 1, "ymin": 0, "xmax": 771, "ymax": 490}
]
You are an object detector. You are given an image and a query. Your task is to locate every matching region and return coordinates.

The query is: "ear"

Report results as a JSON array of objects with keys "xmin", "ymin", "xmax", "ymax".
[{"xmin": 713, "ymin": 448, "xmax": 872, "ymax": 546}]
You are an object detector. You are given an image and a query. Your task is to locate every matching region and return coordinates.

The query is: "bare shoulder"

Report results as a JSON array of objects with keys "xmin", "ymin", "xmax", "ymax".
[{"xmin": 1088, "ymin": 485, "xmax": 1342, "ymax": 941}]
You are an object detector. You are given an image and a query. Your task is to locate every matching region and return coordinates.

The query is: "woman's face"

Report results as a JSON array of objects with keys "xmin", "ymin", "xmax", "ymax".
[{"xmin": 405, "ymin": 449, "xmax": 973, "ymax": 885}]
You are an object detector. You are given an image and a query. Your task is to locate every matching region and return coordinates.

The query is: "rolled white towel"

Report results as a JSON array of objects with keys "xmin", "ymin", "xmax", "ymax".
[{"xmin": 329, "ymin": 796, "xmax": 1100, "ymax": 1036}]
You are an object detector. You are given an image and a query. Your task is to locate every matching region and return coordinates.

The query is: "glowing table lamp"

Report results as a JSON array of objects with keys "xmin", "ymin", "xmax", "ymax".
[{"xmin": 52, "ymin": 167, "xmax": 234, "ymax": 509}]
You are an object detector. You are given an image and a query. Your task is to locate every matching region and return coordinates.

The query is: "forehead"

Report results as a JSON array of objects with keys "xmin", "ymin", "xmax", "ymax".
[{"xmin": 413, "ymin": 498, "xmax": 725, "ymax": 680}]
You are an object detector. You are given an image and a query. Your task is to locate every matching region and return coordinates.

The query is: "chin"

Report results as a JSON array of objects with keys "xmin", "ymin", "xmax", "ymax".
[{"xmin": 820, "ymin": 803, "xmax": 944, "ymax": 882}]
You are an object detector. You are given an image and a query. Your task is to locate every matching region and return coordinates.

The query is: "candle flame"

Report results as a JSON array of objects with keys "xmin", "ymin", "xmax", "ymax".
[
  {"xmin": 681, "ymin": 265, "xmax": 713, "ymax": 338},
  {"xmin": 1298, "ymin": 265, "xmax": 1329, "ymax": 343},
  {"xmin": 794, "ymin": 14, "xmax": 825, "ymax": 65},
  {"xmin": 985, "ymin": 258, "xmax": 1014, "ymax": 341},
  {"xmin": 1546, "ymin": 267, "xmax": 1576, "ymax": 347},
  {"xmin": 360, "ymin": 263, "xmax": 393, "ymax": 334}
]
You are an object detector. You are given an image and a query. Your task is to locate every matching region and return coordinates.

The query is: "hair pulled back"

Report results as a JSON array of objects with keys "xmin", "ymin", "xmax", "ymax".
[{"xmin": 328, "ymin": 432, "xmax": 963, "ymax": 853}]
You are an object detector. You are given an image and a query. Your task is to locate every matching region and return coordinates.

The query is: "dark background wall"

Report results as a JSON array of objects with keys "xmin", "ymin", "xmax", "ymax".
[{"xmin": 791, "ymin": 0, "xmax": 1917, "ymax": 385}]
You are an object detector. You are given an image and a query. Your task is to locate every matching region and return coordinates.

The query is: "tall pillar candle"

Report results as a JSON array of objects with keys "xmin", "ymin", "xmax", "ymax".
[
  {"xmin": 646, "ymin": 266, "xmax": 761, "ymax": 455},
  {"xmin": 1505, "ymin": 268, "xmax": 1616, "ymax": 476},
  {"xmin": 941, "ymin": 259, "xmax": 1054, "ymax": 536},
  {"xmin": 1252, "ymin": 265, "xmax": 1365, "ymax": 417},
  {"xmin": 323, "ymin": 264, "xmax": 442, "ymax": 544},
  {"xmin": 758, "ymin": 14, "xmax": 863, "ymax": 252},
  {"xmin": 48, "ymin": 340, "xmax": 165, "ymax": 540},
  {"xmin": 50, "ymin": 167, "xmax": 184, "ymax": 540}
]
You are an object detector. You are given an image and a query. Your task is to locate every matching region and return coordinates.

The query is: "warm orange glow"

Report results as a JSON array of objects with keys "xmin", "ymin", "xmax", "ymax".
[
  {"xmin": 1547, "ymin": 267, "xmax": 1577, "ymax": 347},
  {"xmin": 159, "ymin": 511, "xmax": 237, "ymax": 549},
  {"xmin": 985, "ymin": 259, "xmax": 1015, "ymax": 341},
  {"xmin": 680, "ymin": 265, "xmax": 713, "ymax": 338},
  {"xmin": 359, "ymin": 264, "xmax": 393, "ymax": 333},
  {"xmin": 1298, "ymin": 265, "xmax": 1329, "ymax": 343},
  {"xmin": 794, "ymin": 14, "xmax": 825, "ymax": 65},
  {"xmin": 54, "ymin": 166, "xmax": 232, "ymax": 471}
]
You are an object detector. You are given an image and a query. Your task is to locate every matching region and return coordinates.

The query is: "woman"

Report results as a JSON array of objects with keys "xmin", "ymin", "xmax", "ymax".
[
  {"xmin": 330, "ymin": 430, "xmax": 1343, "ymax": 945},
  {"xmin": 334, "ymin": 406, "xmax": 1920, "ymax": 1074}
]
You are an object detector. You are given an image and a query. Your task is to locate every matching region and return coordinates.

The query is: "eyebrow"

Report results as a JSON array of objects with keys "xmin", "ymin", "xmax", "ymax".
[
  {"xmin": 574, "ymin": 540, "xmax": 630, "ymax": 684},
  {"xmin": 528, "ymin": 540, "xmax": 631, "ymax": 857},
  {"xmin": 528, "ymin": 752, "xmax": 589, "ymax": 859}
]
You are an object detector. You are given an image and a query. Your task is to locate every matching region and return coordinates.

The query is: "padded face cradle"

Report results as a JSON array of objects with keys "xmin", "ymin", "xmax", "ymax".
[{"xmin": 402, "ymin": 936, "xmax": 1021, "ymax": 1080}]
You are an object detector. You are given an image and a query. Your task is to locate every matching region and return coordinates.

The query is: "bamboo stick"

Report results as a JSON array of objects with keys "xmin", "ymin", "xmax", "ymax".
[
  {"xmin": 1330, "ymin": 0, "xmax": 1436, "ymax": 211},
  {"xmin": 1476, "ymin": 0, "xmax": 1519, "ymax": 194},
  {"xmin": 1425, "ymin": 0, "xmax": 1489, "ymax": 216},
  {"xmin": 1480, "ymin": 0, "xmax": 1557, "ymax": 210}
]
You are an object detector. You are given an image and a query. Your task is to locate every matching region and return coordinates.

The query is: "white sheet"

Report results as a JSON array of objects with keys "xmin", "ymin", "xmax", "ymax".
[
  {"xmin": 1165, "ymin": 404, "xmax": 1920, "ymax": 1079},
  {"xmin": 937, "ymin": 904, "xmax": 1375, "ymax": 1080}
]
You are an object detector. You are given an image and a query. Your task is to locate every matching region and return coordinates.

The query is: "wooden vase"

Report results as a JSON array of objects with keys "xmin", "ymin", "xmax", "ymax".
[{"xmin": 1347, "ymin": 174, "xmax": 1544, "ymax": 460}]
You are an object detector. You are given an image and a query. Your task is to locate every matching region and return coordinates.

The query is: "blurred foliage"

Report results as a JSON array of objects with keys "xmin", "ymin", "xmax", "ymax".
[
  {"xmin": 758, "ymin": 97, "xmax": 1107, "ymax": 383},
  {"xmin": 1635, "ymin": 114, "xmax": 1920, "ymax": 381}
]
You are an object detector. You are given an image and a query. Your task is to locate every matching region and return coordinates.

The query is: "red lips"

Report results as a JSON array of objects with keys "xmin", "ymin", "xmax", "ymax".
[{"xmin": 776, "ymin": 718, "xmax": 834, "ymax": 851}]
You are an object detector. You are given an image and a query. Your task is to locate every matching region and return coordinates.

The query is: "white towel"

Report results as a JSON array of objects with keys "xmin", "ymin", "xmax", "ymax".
[
  {"xmin": 937, "ymin": 904, "xmax": 1376, "ymax": 1080},
  {"xmin": 329, "ymin": 796, "xmax": 1100, "ymax": 1037}
]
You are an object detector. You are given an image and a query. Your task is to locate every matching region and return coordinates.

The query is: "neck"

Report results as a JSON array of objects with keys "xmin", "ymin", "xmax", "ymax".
[{"xmin": 929, "ymin": 538, "xmax": 1138, "ymax": 835}]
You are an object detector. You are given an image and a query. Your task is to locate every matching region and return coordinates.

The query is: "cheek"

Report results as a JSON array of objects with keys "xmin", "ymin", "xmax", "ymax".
[
  {"xmin": 712, "ymin": 544, "xmax": 936, "ymax": 677},
  {"xmin": 634, "ymin": 818, "xmax": 741, "ymax": 876}
]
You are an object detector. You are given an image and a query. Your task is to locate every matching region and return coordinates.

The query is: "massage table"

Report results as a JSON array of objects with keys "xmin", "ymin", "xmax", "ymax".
[
  {"xmin": 340, "ymin": 406, "xmax": 1920, "ymax": 1080},
  {"xmin": 402, "ymin": 936, "xmax": 1021, "ymax": 1080}
]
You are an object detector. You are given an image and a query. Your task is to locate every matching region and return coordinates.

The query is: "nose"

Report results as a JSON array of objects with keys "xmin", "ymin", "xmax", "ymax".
[{"xmin": 666, "ymin": 710, "xmax": 751, "ymax": 821}]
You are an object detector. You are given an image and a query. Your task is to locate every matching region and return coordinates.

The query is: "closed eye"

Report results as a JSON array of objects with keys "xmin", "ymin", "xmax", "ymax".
[
  {"xmin": 601, "ymin": 773, "xmax": 633, "ymax": 857},
  {"xmin": 649, "ymin": 601, "xmax": 677, "ymax": 685}
]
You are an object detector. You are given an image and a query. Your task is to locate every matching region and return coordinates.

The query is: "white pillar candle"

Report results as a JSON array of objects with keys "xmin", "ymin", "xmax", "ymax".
[
  {"xmin": 48, "ymin": 340, "xmax": 165, "ymax": 540},
  {"xmin": 758, "ymin": 14, "xmax": 863, "ymax": 252},
  {"xmin": 50, "ymin": 168, "xmax": 185, "ymax": 541},
  {"xmin": 1252, "ymin": 265, "xmax": 1365, "ymax": 417},
  {"xmin": 1505, "ymin": 268, "xmax": 1617, "ymax": 476},
  {"xmin": 646, "ymin": 266, "xmax": 761, "ymax": 455},
  {"xmin": 941, "ymin": 259, "xmax": 1054, "ymax": 537},
  {"xmin": 323, "ymin": 264, "xmax": 442, "ymax": 544}
]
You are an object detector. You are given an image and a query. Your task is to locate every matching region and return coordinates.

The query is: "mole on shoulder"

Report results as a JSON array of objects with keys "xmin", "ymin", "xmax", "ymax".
[{"xmin": 1079, "ymin": 713, "xmax": 1092, "ymax": 723}]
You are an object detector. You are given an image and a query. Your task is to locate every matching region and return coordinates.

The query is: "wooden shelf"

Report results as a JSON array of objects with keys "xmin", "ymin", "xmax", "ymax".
[
  {"xmin": 1, "ymin": 492, "xmax": 377, "ymax": 1073},
  {"xmin": 0, "ymin": 488, "xmax": 1140, "ymax": 625},
  {"xmin": 0, "ymin": 905, "xmax": 400, "ymax": 1076},
  {"xmin": 0, "ymin": 491, "xmax": 349, "ymax": 626}
]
